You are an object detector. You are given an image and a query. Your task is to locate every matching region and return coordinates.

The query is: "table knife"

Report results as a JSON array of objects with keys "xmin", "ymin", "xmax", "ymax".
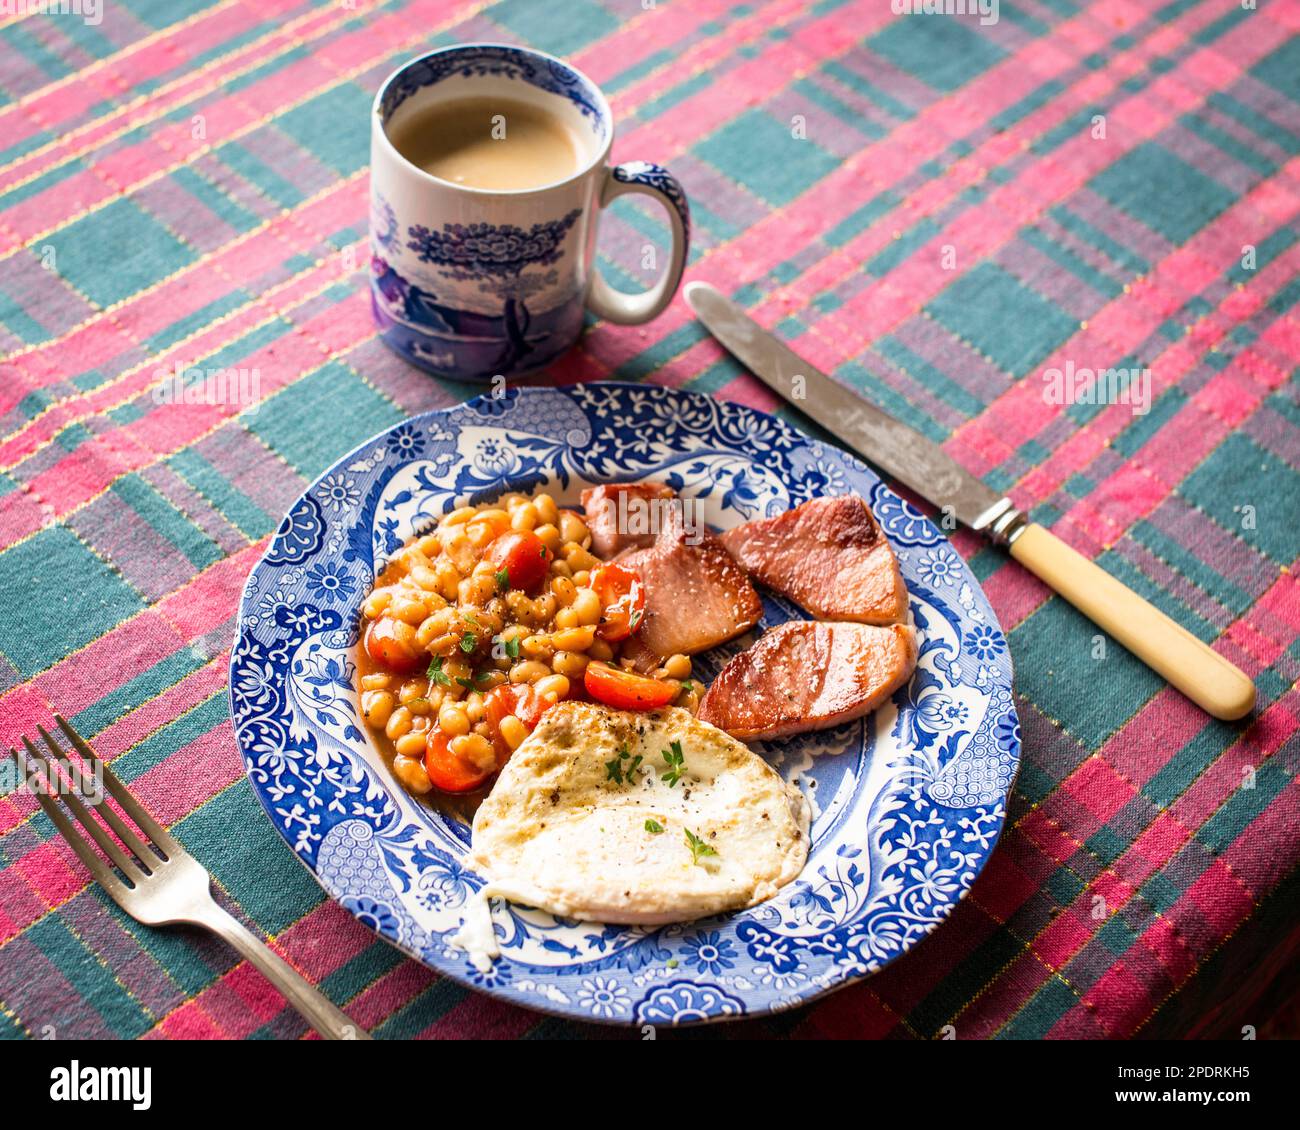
[{"xmin": 684, "ymin": 282, "xmax": 1256, "ymax": 722}]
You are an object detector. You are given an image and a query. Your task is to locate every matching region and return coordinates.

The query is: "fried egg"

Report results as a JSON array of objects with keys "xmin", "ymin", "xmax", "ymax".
[{"xmin": 466, "ymin": 702, "xmax": 810, "ymax": 927}]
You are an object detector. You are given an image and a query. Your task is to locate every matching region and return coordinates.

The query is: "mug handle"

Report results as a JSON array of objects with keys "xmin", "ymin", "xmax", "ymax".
[{"xmin": 587, "ymin": 161, "xmax": 690, "ymax": 325}]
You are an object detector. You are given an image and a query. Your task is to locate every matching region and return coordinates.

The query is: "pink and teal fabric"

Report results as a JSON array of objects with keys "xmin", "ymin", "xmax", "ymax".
[{"xmin": 1, "ymin": 0, "xmax": 1297, "ymax": 1039}]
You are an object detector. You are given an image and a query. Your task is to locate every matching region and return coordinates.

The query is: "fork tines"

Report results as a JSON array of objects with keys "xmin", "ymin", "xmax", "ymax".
[{"xmin": 11, "ymin": 715, "xmax": 178, "ymax": 891}]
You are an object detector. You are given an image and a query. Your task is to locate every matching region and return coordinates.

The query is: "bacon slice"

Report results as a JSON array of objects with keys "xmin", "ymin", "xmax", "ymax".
[
  {"xmin": 719, "ymin": 495, "xmax": 908, "ymax": 625},
  {"xmin": 620, "ymin": 507, "xmax": 762, "ymax": 662},
  {"xmin": 697, "ymin": 621, "xmax": 916, "ymax": 741},
  {"xmin": 581, "ymin": 481, "xmax": 676, "ymax": 559}
]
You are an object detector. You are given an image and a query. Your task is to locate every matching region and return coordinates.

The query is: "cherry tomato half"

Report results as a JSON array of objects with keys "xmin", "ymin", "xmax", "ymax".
[
  {"xmin": 485, "ymin": 683, "xmax": 553, "ymax": 760},
  {"xmin": 584, "ymin": 662, "xmax": 677, "ymax": 711},
  {"xmin": 424, "ymin": 727, "xmax": 493, "ymax": 793},
  {"xmin": 364, "ymin": 617, "xmax": 423, "ymax": 675},
  {"xmin": 590, "ymin": 563, "xmax": 646, "ymax": 642},
  {"xmin": 484, "ymin": 530, "xmax": 552, "ymax": 593}
]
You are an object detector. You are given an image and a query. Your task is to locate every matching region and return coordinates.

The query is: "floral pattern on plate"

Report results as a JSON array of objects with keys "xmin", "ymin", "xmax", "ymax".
[{"xmin": 229, "ymin": 383, "xmax": 1019, "ymax": 1026}]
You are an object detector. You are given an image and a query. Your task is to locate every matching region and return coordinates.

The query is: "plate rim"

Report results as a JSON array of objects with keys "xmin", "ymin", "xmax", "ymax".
[{"xmin": 228, "ymin": 380, "xmax": 1020, "ymax": 1027}]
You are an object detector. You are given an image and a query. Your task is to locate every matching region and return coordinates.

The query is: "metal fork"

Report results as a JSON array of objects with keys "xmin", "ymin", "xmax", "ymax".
[{"xmin": 11, "ymin": 716, "xmax": 371, "ymax": 1040}]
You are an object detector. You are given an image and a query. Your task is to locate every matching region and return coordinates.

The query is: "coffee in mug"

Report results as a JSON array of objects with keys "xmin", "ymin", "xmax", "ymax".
[
  {"xmin": 386, "ymin": 96, "xmax": 585, "ymax": 191},
  {"xmin": 370, "ymin": 44, "xmax": 690, "ymax": 382}
]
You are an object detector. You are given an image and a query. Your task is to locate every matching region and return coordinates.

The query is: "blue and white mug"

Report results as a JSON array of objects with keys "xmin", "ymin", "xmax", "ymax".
[{"xmin": 369, "ymin": 43, "xmax": 690, "ymax": 383}]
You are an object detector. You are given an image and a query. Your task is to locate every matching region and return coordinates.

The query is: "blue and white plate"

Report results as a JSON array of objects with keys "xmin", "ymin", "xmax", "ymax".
[{"xmin": 229, "ymin": 383, "xmax": 1019, "ymax": 1026}]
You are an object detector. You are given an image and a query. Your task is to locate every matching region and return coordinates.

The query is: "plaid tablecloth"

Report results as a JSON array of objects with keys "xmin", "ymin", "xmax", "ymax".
[{"xmin": 1, "ymin": 0, "xmax": 1297, "ymax": 1040}]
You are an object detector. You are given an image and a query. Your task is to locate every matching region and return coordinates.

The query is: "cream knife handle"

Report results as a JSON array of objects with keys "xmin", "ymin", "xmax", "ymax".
[{"xmin": 1008, "ymin": 524, "xmax": 1255, "ymax": 721}]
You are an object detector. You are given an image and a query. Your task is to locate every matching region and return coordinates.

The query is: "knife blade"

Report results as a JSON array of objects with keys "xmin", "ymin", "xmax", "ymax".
[
  {"xmin": 683, "ymin": 281, "xmax": 1257, "ymax": 722},
  {"xmin": 683, "ymin": 282, "xmax": 1014, "ymax": 537}
]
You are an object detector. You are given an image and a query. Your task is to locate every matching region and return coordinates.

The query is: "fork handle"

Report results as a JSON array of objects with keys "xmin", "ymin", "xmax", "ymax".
[{"xmin": 195, "ymin": 902, "xmax": 373, "ymax": 1040}]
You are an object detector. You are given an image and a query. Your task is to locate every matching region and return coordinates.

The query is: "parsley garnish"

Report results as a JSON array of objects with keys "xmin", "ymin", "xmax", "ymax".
[
  {"xmin": 660, "ymin": 740, "xmax": 686, "ymax": 787},
  {"xmin": 680, "ymin": 679, "xmax": 695, "ymax": 694},
  {"xmin": 629, "ymin": 608, "xmax": 644, "ymax": 630},
  {"xmin": 605, "ymin": 745, "xmax": 643, "ymax": 786},
  {"xmin": 459, "ymin": 631, "xmax": 477, "ymax": 653},
  {"xmin": 495, "ymin": 567, "xmax": 509, "ymax": 590},
  {"xmin": 684, "ymin": 828, "xmax": 717, "ymax": 866},
  {"xmin": 645, "ymin": 819, "xmax": 664, "ymax": 834},
  {"xmin": 427, "ymin": 657, "xmax": 451, "ymax": 686}
]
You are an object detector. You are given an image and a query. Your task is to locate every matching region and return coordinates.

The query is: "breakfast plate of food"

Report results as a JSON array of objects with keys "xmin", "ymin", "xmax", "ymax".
[{"xmin": 229, "ymin": 382, "xmax": 1019, "ymax": 1025}]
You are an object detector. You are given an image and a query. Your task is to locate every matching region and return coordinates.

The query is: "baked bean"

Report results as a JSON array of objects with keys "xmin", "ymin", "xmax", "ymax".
[
  {"xmin": 475, "ymin": 608, "xmax": 504, "ymax": 637},
  {"xmin": 663, "ymin": 653, "xmax": 692, "ymax": 679},
  {"xmin": 552, "ymin": 625, "xmax": 595, "ymax": 651},
  {"xmin": 393, "ymin": 753, "xmax": 433, "ymax": 794},
  {"xmin": 443, "ymin": 532, "xmax": 476, "ymax": 574},
  {"xmin": 572, "ymin": 570, "xmax": 591, "ymax": 589},
  {"xmin": 534, "ymin": 494, "xmax": 559, "ymax": 527},
  {"xmin": 534, "ymin": 523, "xmax": 562, "ymax": 552},
  {"xmin": 451, "ymin": 733, "xmax": 495, "ymax": 772},
  {"xmin": 400, "ymin": 546, "xmax": 431, "ymax": 572},
  {"xmin": 588, "ymin": 638, "xmax": 614, "ymax": 662},
  {"xmin": 441, "ymin": 506, "xmax": 477, "ymax": 527},
  {"xmin": 425, "ymin": 632, "xmax": 460, "ymax": 656},
  {"xmin": 394, "ymin": 732, "xmax": 427, "ymax": 758},
  {"xmin": 511, "ymin": 502, "xmax": 538, "ymax": 531},
  {"xmin": 390, "ymin": 596, "xmax": 427, "ymax": 625},
  {"xmin": 385, "ymin": 706, "xmax": 413, "ymax": 740},
  {"xmin": 360, "ymin": 673, "xmax": 392, "ymax": 691},
  {"xmin": 416, "ymin": 534, "xmax": 441, "ymax": 556},
  {"xmin": 410, "ymin": 565, "xmax": 441, "ymax": 592},
  {"xmin": 465, "ymin": 692, "xmax": 486, "ymax": 723},
  {"xmin": 499, "ymin": 714, "xmax": 528, "ymax": 750},
  {"xmin": 535, "ymin": 673, "xmax": 570, "ymax": 702},
  {"xmin": 552, "ymin": 650, "xmax": 589, "ymax": 678},
  {"xmin": 554, "ymin": 606, "xmax": 580, "ymax": 629},
  {"xmin": 444, "ymin": 658, "xmax": 472, "ymax": 685},
  {"xmin": 522, "ymin": 634, "xmax": 554, "ymax": 660},
  {"xmin": 559, "ymin": 511, "xmax": 588, "ymax": 545},
  {"xmin": 362, "ymin": 690, "xmax": 395, "ymax": 728},
  {"xmin": 439, "ymin": 703, "xmax": 470, "ymax": 736},
  {"xmin": 399, "ymin": 677, "xmax": 429, "ymax": 705},
  {"xmin": 572, "ymin": 588, "xmax": 601, "ymax": 626},
  {"xmin": 510, "ymin": 659, "xmax": 551, "ymax": 684},
  {"xmin": 466, "ymin": 520, "xmax": 497, "ymax": 548},
  {"xmin": 416, "ymin": 608, "xmax": 456, "ymax": 649},
  {"xmin": 362, "ymin": 589, "xmax": 393, "ymax": 618},
  {"xmin": 549, "ymin": 558, "xmax": 573, "ymax": 579},
  {"xmin": 469, "ymin": 574, "xmax": 498, "ymax": 603},
  {"xmin": 565, "ymin": 544, "xmax": 600, "ymax": 572},
  {"xmin": 550, "ymin": 576, "xmax": 577, "ymax": 606}
]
